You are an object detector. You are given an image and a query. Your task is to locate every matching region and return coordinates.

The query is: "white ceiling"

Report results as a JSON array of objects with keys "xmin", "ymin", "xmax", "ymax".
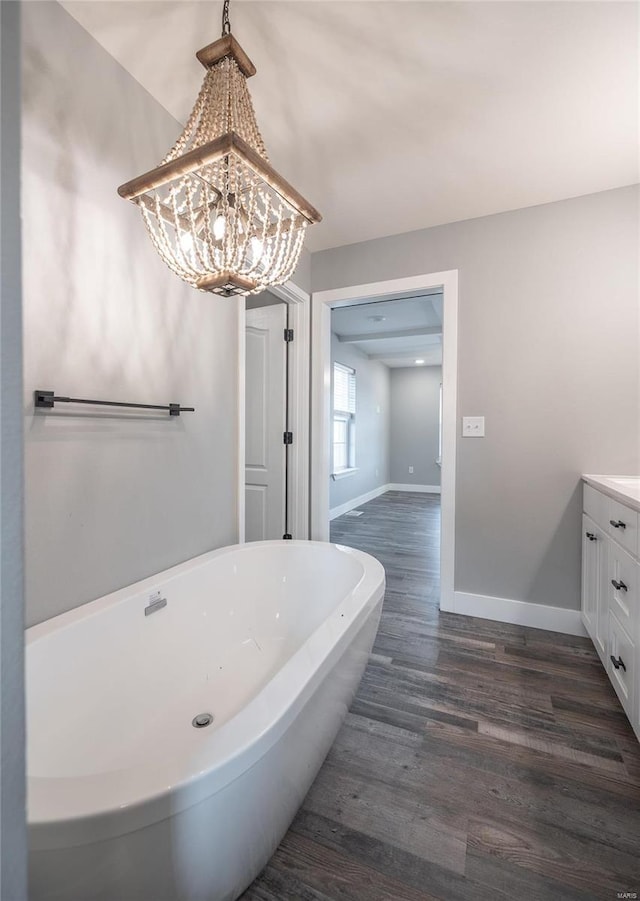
[
  {"xmin": 62, "ymin": 1, "xmax": 639, "ymax": 253},
  {"xmin": 332, "ymin": 293, "xmax": 443, "ymax": 368}
]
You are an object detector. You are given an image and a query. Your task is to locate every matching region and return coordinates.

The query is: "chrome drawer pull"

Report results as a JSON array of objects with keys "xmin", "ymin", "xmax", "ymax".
[
  {"xmin": 609, "ymin": 519, "xmax": 627, "ymax": 530},
  {"xmin": 610, "ymin": 655, "xmax": 627, "ymax": 672},
  {"xmin": 611, "ymin": 579, "xmax": 628, "ymax": 592}
]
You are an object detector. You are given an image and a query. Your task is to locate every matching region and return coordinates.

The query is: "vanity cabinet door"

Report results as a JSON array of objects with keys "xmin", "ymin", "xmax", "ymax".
[
  {"xmin": 608, "ymin": 542, "xmax": 637, "ymax": 638},
  {"xmin": 608, "ymin": 614, "xmax": 635, "ymax": 722},
  {"xmin": 581, "ymin": 514, "xmax": 608, "ymax": 664}
]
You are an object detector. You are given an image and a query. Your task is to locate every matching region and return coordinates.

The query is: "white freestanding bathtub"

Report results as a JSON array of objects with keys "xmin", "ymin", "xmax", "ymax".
[{"xmin": 27, "ymin": 540, "xmax": 385, "ymax": 901}]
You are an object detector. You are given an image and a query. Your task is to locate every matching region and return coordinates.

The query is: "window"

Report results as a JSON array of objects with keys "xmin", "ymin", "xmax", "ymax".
[{"xmin": 333, "ymin": 363, "xmax": 356, "ymax": 474}]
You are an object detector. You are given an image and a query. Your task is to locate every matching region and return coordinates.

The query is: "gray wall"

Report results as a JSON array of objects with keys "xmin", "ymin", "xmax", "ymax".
[
  {"xmin": 390, "ymin": 366, "xmax": 442, "ymax": 488},
  {"xmin": 314, "ymin": 186, "xmax": 640, "ymax": 610},
  {"xmin": 23, "ymin": 2, "xmax": 240, "ymax": 626},
  {"xmin": 0, "ymin": 1, "xmax": 27, "ymax": 896},
  {"xmin": 292, "ymin": 247, "xmax": 311, "ymax": 295},
  {"xmin": 330, "ymin": 333, "xmax": 390, "ymax": 511}
]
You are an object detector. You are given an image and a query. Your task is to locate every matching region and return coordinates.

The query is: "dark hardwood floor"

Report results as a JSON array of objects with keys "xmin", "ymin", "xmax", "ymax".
[{"xmin": 242, "ymin": 491, "xmax": 640, "ymax": 900}]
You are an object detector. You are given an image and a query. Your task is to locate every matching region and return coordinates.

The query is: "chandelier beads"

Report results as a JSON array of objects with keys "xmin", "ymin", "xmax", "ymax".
[{"xmin": 118, "ymin": 2, "xmax": 321, "ymax": 297}]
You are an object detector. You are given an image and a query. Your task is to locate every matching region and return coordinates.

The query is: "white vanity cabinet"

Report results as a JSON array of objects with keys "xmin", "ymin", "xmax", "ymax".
[
  {"xmin": 581, "ymin": 477, "xmax": 640, "ymax": 742},
  {"xmin": 581, "ymin": 511, "xmax": 607, "ymax": 663}
]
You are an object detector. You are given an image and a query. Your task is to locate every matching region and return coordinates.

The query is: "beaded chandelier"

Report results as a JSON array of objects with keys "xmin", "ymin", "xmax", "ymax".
[{"xmin": 118, "ymin": 1, "xmax": 321, "ymax": 297}]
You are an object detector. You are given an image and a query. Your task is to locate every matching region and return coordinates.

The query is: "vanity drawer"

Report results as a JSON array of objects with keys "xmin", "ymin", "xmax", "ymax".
[
  {"xmin": 608, "ymin": 614, "xmax": 635, "ymax": 720},
  {"xmin": 583, "ymin": 484, "xmax": 608, "ymax": 530},
  {"xmin": 607, "ymin": 498, "xmax": 638, "ymax": 558},
  {"xmin": 608, "ymin": 543, "xmax": 638, "ymax": 635}
]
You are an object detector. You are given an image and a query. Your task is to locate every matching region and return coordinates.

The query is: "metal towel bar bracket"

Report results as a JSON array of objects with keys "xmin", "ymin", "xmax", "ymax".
[{"xmin": 34, "ymin": 390, "xmax": 195, "ymax": 416}]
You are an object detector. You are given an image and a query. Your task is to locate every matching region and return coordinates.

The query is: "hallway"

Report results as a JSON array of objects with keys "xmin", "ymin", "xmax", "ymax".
[{"xmin": 243, "ymin": 492, "xmax": 640, "ymax": 900}]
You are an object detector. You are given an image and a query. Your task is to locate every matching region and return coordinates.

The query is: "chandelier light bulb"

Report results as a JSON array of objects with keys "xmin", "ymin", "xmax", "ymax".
[
  {"xmin": 250, "ymin": 236, "xmax": 264, "ymax": 263},
  {"xmin": 213, "ymin": 214, "xmax": 226, "ymax": 241},
  {"xmin": 179, "ymin": 232, "xmax": 194, "ymax": 254}
]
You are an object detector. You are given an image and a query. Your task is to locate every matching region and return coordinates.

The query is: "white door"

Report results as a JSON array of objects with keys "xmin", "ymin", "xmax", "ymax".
[{"xmin": 245, "ymin": 304, "xmax": 287, "ymax": 541}]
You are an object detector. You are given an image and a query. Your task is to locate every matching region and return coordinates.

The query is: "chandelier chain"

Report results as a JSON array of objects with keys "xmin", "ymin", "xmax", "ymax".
[{"xmin": 222, "ymin": 0, "xmax": 231, "ymax": 36}]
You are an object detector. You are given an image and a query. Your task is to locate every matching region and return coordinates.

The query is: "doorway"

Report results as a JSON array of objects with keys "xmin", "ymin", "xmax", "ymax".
[
  {"xmin": 328, "ymin": 292, "xmax": 443, "ymax": 517},
  {"xmin": 311, "ymin": 271, "xmax": 458, "ymax": 610},
  {"xmin": 240, "ymin": 279, "xmax": 311, "ymax": 542}
]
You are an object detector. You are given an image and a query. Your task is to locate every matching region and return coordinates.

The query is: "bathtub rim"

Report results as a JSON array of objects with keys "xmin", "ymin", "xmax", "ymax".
[{"xmin": 27, "ymin": 540, "xmax": 385, "ymax": 850}]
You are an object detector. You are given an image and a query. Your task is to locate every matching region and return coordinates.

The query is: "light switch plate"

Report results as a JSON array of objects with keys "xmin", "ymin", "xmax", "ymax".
[{"xmin": 463, "ymin": 416, "xmax": 485, "ymax": 437}]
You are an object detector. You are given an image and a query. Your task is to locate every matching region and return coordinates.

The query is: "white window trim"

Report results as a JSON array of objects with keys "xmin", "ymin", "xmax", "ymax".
[
  {"xmin": 438, "ymin": 380, "xmax": 443, "ymax": 466},
  {"xmin": 332, "ymin": 362, "xmax": 356, "ymax": 475},
  {"xmin": 331, "ymin": 467, "xmax": 359, "ymax": 480}
]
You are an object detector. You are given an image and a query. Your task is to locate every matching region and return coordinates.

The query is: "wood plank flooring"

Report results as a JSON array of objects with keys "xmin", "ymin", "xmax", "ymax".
[{"xmin": 241, "ymin": 491, "xmax": 640, "ymax": 900}]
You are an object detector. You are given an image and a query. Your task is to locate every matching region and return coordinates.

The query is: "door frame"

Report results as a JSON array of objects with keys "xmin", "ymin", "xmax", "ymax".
[
  {"xmin": 310, "ymin": 270, "xmax": 459, "ymax": 610},
  {"xmin": 237, "ymin": 279, "xmax": 311, "ymax": 542}
]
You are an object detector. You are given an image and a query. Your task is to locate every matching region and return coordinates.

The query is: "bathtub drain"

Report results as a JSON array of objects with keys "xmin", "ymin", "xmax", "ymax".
[{"xmin": 192, "ymin": 712, "xmax": 214, "ymax": 728}]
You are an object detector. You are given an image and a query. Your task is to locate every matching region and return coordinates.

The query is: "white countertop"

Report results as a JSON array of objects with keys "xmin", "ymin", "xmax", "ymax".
[{"xmin": 583, "ymin": 474, "xmax": 640, "ymax": 512}]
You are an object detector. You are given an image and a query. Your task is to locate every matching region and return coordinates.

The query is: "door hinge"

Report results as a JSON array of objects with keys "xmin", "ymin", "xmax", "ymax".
[
  {"xmin": 283, "ymin": 431, "xmax": 293, "ymax": 445},
  {"xmin": 284, "ymin": 328, "xmax": 294, "ymax": 342}
]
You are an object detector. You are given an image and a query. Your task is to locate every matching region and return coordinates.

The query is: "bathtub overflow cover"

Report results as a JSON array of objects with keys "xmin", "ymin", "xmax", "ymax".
[{"xmin": 192, "ymin": 713, "xmax": 214, "ymax": 729}]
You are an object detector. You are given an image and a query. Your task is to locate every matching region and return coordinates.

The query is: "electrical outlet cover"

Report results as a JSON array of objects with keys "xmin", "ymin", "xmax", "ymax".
[{"xmin": 462, "ymin": 416, "xmax": 485, "ymax": 437}]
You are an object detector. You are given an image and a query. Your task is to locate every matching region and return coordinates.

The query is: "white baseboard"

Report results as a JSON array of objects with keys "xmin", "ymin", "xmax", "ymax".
[
  {"xmin": 388, "ymin": 483, "xmax": 441, "ymax": 494},
  {"xmin": 329, "ymin": 484, "xmax": 390, "ymax": 520},
  {"xmin": 441, "ymin": 591, "xmax": 587, "ymax": 637}
]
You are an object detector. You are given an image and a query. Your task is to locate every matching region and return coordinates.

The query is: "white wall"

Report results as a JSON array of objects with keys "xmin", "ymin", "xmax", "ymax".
[
  {"xmin": 390, "ymin": 366, "xmax": 442, "ymax": 488},
  {"xmin": 22, "ymin": 2, "xmax": 241, "ymax": 626},
  {"xmin": 313, "ymin": 186, "xmax": 640, "ymax": 611},
  {"xmin": 330, "ymin": 333, "xmax": 390, "ymax": 512},
  {"xmin": 0, "ymin": 1, "xmax": 27, "ymax": 895}
]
